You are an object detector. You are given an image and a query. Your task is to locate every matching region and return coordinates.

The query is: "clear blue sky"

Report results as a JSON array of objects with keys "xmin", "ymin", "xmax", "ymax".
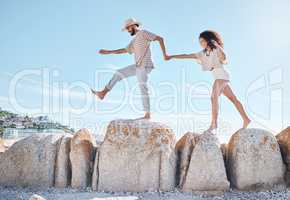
[{"xmin": 1, "ymin": 0, "xmax": 290, "ymax": 142}]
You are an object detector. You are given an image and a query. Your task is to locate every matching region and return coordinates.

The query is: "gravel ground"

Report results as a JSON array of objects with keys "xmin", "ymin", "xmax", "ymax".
[{"xmin": 1, "ymin": 186, "xmax": 290, "ymax": 200}]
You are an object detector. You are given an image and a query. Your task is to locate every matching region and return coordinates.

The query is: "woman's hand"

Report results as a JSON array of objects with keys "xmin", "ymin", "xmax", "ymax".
[
  {"xmin": 211, "ymin": 39, "xmax": 219, "ymax": 47},
  {"xmin": 99, "ymin": 49, "xmax": 111, "ymax": 55}
]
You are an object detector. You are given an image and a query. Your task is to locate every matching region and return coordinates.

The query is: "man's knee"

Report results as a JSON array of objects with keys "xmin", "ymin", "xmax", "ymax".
[
  {"xmin": 139, "ymin": 84, "xmax": 149, "ymax": 96},
  {"xmin": 113, "ymin": 71, "xmax": 124, "ymax": 82}
]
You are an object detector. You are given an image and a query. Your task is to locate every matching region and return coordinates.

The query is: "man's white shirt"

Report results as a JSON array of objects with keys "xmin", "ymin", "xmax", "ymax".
[{"xmin": 126, "ymin": 30, "xmax": 157, "ymax": 68}]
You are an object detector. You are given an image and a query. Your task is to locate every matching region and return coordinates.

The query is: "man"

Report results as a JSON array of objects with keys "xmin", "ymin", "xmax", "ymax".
[{"xmin": 91, "ymin": 18, "xmax": 168, "ymax": 119}]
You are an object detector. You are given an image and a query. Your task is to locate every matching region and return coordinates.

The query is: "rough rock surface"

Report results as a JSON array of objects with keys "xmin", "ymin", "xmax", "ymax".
[
  {"xmin": 0, "ymin": 134, "xmax": 63, "ymax": 187},
  {"xmin": 276, "ymin": 127, "xmax": 290, "ymax": 185},
  {"xmin": 92, "ymin": 147, "xmax": 100, "ymax": 191},
  {"xmin": 91, "ymin": 140, "xmax": 102, "ymax": 191},
  {"xmin": 175, "ymin": 132, "xmax": 198, "ymax": 187},
  {"xmin": 96, "ymin": 119, "xmax": 176, "ymax": 192},
  {"xmin": 175, "ymin": 132, "xmax": 229, "ymax": 192},
  {"xmin": 220, "ymin": 143, "xmax": 227, "ymax": 161},
  {"xmin": 70, "ymin": 129, "xmax": 95, "ymax": 189},
  {"xmin": 227, "ymin": 128, "xmax": 285, "ymax": 190},
  {"xmin": 54, "ymin": 134, "xmax": 72, "ymax": 188}
]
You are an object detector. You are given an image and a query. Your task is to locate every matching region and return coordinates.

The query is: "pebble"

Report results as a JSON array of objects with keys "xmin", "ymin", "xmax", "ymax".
[{"xmin": 1, "ymin": 186, "xmax": 290, "ymax": 200}]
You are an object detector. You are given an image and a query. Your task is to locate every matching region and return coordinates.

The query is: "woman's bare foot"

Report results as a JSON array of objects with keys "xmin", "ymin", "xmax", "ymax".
[
  {"xmin": 242, "ymin": 118, "xmax": 251, "ymax": 129},
  {"xmin": 206, "ymin": 122, "xmax": 217, "ymax": 133},
  {"xmin": 91, "ymin": 88, "xmax": 107, "ymax": 100}
]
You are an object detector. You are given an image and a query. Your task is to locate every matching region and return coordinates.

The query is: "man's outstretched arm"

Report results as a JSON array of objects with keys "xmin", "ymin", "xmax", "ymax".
[
  {"xmin": 99, "ymin": 48, "xmax": 128, "ymax": 55},
  {"xmin": 154, "ymin": 36, "xmax": 167, "ymax": 60}
]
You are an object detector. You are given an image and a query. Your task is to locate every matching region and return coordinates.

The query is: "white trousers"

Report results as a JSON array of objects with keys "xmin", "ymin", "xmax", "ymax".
[{"xmin": 105, "ymin": 64, "xmax": 153, "ymax": 112}]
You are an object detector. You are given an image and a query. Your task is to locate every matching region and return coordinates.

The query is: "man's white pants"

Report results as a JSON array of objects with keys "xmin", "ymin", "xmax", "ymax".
[{"xmin": 105, "ymin": 64, "xmax": 152, "ymax": 112}]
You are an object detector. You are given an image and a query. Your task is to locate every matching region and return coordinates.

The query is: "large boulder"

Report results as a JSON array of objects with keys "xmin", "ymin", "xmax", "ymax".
[
  {"xmin": 175, "ymin": 132, "xmax": 229, "ymax": 193},
  {"xmin": 276, "ymin": 127, "xmax": 290, "ymax": 185},
  {"xmin": 70, "ymin": 129, "xmax": 95, "ymax": 189},
  {"xmin": 0, "ymin": 134, "xmax": 63, "ymax": 187},
  {"xmin": 227, "ymin": 128, "xmax": 285, "ymax": 190},
  {"xmin": 96, "ymin": 119, "xmax": 176, "ymax": 192},
  {"xmin": 54, "ymin": 134, "xmax": 72, "ymax": 188}
]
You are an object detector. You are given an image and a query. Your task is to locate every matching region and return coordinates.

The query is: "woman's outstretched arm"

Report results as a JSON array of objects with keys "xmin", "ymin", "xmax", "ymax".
[{"xmin": 166, "ymin": 53, "xmax": 198, "ymax": 60}]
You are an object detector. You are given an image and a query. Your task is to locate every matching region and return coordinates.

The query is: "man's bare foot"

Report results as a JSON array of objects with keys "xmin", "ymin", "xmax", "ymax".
[
  {"xmin": 91, "ymin": 88, "xmax": 106, "ymax": 100},
  {"xmin": 242, "ymin": 118, "xmax": 251, "ymax": 129},
  {"xmin": 135, "ymin": 112, "xmax": 151, "ymax": 120},
  {"xmin": 143, "ymin": 112, "xmax": 150, "ymax": 119}
]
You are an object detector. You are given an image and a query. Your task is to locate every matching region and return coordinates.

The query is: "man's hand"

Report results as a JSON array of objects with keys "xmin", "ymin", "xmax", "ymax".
[
  {"xmin": 99, "ymin": 49, "xmax": 111, "ymax": 55},
  {"xmin": 154, "ymin": 36, "xmax": 169, "ymax": 61}
]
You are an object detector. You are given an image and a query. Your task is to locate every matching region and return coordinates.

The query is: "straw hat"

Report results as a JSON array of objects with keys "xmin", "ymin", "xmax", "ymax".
[{"xmin": 122, "ymin": 18, "xmax": 141, "ymax": 31}]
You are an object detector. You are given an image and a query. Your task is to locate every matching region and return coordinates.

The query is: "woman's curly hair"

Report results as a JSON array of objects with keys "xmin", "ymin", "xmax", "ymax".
[{"xmin": 199, "ymin": 30, "xmax": 224, "ymax": 50}]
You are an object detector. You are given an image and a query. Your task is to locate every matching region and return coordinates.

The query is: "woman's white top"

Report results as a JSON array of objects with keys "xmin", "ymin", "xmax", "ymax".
[{"xmin": 196, "ymin": 48, "xmax": 230, "ymax": 81}]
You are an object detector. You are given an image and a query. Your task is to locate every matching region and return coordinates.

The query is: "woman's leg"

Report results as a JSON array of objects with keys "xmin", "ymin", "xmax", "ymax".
[
  {"xmin": 222, "ymin": 85, "xmax": 251, "ymax": 128},
  {"xmin": 208, "ymin": 79, "xmax": 228, "ymax": 131}
]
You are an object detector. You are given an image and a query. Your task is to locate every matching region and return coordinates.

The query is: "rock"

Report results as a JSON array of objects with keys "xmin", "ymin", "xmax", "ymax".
[
  {"xmin": 96, "ymin": 119, "xmax": 176, "ymax": 192},
  {"xmin": 70, "ymin": 129, "xmax": 95, "ymax": 189},
  {"xmin": 227, "ymin": 128, "xmax": 285, "ymax": 190},
  {"xmin": 54, "ymin": 134, "xmax": 72, "ymax": 188},
  {"xmin": 175, "ymin": 132, "xmax": 229, "ymax": 192},
  {"xmin": 0, "ymin": 134, "xmax": 63, "ymax": 187},
  {"xmin": 276, "ymin": 126, "xmax": 290, "ymax": 185},
  {"xmin": 92, "ymin": 147, "xmax": 100, "ymax": 191},
  {"xmin": 220, "ymin": 143, "xmax": 229, "ymax": 179},
  {"xmin": 175, "ymin": 132, "xmax": 198, "ymax": 188},
  {"xmin": 220, "ymin": 143, "xmax": 227, "ymax": 161},
  {"xmin": 29, "ymin": 194, "xmax": 46, "ymax": 200}
]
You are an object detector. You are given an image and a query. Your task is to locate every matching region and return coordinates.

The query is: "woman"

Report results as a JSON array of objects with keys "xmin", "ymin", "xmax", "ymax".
[{"xmin": 165, "ymin": 30, "xmax": 251, "ymax": 132}]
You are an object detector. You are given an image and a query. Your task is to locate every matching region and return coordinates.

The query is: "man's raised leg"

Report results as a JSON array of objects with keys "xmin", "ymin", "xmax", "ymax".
[{"xmin": 92, "ymin": 64, "xmax": 136, "ymax": 100}]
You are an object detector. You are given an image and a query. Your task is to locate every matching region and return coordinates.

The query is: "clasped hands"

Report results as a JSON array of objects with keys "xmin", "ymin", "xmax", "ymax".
[{"xmin": 164, "ymin": 54, "xmax": 172, "ymax": 61}]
